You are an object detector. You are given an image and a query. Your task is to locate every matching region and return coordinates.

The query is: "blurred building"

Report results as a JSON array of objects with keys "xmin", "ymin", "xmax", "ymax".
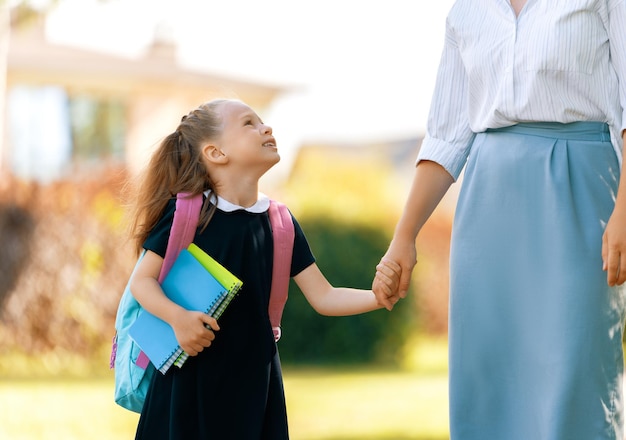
[{"xmin": 2, "ymin": 14, "xmax": 284, "ymax": 182}]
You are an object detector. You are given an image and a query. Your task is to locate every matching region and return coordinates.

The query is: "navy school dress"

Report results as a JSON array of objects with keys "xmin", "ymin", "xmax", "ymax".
[{"xmin": 135, "ymin": 195, "xmax": 315, "ymax": 440}]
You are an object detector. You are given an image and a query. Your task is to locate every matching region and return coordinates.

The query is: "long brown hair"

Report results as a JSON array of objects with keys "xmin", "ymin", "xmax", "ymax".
[{"xmin": 126, "ymin": 99, "xmax": 229, "ymax": 255}]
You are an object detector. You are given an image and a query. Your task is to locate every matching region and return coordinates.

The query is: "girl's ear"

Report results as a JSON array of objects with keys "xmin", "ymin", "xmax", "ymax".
[{"xmin": 202, "ymin": 144, "xmax": 228, "ymax": 164}]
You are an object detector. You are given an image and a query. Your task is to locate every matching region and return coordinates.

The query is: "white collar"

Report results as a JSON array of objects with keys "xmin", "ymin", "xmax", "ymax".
[{"xmin": 204, "ymin": 191, "xmax": 270, "ymax": 213}]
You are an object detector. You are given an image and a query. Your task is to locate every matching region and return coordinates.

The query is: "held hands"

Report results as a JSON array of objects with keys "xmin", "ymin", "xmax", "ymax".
[
  {"xmin": 171, "ymin": 309, "xmax": 220, "ymax": 356},
  {"xmin": 373, "ymin": 239, "xmax": 418, "ymax": 310},
  {"xmin": 373, "ymin": 259, "xmax": 402, "ymax": 310}
]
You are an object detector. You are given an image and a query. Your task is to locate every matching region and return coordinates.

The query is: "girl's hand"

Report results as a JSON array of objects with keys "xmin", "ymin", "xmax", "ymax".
[
  {"xmin": 373, "ymin": 259, "xmax": 402, "ymax": 310},
  {"xmin": 602, "ymin": 205, "xmax": 626, "ymax": 286},
  {"xmin": 171, "ymin": 310, "xmax": 220, "ymax": 356}
]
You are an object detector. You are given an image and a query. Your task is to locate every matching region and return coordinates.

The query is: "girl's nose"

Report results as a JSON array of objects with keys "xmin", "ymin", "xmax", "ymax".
[{"xmin": 262, "ymin": 124, "xmax": 272, "ymax": 134}]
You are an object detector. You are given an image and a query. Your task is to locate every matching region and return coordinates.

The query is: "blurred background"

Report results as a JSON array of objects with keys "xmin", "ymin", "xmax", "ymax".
[{"xmin": 0, "ymin": 0, "xmax": 457, "ymax": 438}]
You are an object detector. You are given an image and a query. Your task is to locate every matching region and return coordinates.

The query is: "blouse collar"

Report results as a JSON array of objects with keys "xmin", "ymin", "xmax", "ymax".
[{"xmin": 204, "ymin": 191, "xmax": 270, "ymax": 213}]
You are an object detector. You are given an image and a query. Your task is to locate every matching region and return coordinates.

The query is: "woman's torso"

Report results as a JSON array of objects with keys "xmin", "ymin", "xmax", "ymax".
[
  {"xmin": 448, "ymin": 0, "xmax": 622, "ymax": 131},
  {"xmin": 417, "ymin": 0, "xmax": 626, "ymax": 176}
]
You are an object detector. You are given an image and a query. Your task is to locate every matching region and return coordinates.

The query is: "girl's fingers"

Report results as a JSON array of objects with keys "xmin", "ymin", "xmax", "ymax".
[{"xmin": 200, "ymin": 315, "xmax": 220, "ymax": 331}]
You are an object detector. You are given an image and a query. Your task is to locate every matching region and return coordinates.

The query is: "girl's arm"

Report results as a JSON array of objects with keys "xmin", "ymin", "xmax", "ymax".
[
  {"xmin": 293, "ymin": 260, "xmax": 400, "ymax": 316},
  {"xmin": 602, "ymin": 130, "xmax": 626, "ymax": 286},
  {"xmin": 130, "ymin": 250, "xmax": 220, "ymax": 355},
  {"xmin": 374, "ymin": 160, "xmax": 454, "ymax": 309}
]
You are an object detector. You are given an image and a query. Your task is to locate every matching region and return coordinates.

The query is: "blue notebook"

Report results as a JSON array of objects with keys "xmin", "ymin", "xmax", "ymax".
[{"xmin": 128, "ymin": 249, "xmax": 229, "ymax": 374}]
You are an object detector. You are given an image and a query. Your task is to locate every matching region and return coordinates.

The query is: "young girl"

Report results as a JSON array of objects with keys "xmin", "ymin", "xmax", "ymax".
[{"xmin": 127, "ymin": 98, "xmax": 400, "ymax": 439}]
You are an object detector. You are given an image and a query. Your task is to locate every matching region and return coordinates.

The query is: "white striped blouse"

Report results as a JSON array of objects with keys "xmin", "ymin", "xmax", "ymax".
[{"xmin": 417, "ymin": 0, "xmax": 626, "ymax": 179}]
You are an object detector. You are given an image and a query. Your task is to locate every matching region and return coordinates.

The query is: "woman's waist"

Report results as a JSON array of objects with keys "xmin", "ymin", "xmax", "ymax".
[{"xmin": 484, "ymin": 121, "xmax": 610, "ymax": 142}]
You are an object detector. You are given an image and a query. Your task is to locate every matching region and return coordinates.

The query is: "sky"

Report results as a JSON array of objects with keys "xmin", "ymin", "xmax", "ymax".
[{"xmin": 44, "ymin": 0, "xmax": 455, "ymax": 160}]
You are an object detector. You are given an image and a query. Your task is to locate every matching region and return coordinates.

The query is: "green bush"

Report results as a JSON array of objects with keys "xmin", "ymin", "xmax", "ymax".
[{"xmin": 278, "ymin": 217, "xmax": 415, "ymax": 366}]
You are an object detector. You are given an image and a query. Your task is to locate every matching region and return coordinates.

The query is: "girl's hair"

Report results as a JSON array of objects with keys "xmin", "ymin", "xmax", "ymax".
[{"xmin": 127, "ymin": 99, "xmax": 230, "ymax": 255}]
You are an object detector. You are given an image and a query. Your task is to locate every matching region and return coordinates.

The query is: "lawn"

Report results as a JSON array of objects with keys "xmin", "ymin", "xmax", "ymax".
[
  {"xmin": 0, "ymin": 370, "xmax": 448, "ymax": 440},
  {"xmin": 284, "ymin": 368, "xmax": 449, "ymax": 440},
  {"xmin": 0, "ymin": 339, "xmax": 449, "ymax": 439}
]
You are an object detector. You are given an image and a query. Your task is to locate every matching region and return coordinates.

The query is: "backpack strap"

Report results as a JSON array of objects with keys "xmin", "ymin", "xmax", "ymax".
[
  {"xmin": 267, "ymin": 200, "xmax": 295, "ymax": 341},
  {"xmin": 159, "ymin": 192, "xmax": 203, "ymax": 283},
  {"xmin": 135, "ymin": 192, "xmax": 203, "ymax": 369}
]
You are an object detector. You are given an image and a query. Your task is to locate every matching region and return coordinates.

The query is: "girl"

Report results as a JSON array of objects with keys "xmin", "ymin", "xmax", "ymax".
[{"xmin": 127, "ymin": 98, "xmax": 400, "ymax": 439}]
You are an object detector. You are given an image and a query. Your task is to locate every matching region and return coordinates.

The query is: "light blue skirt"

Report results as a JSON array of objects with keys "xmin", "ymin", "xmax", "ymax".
[{"xmin": 449, "ymin": 122, "xmax": 626, "ymax": 439}]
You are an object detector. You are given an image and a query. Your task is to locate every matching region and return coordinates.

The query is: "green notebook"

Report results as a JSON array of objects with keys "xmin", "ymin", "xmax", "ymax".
[{"xmin": 188, "ymin": 243, "xmax": 242, "ymax": 291}]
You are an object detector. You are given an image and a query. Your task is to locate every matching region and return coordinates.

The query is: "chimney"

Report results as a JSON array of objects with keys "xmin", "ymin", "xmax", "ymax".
[{"xmin": 145, "ymin": 21, "xmax": 177, "ymax": 61}]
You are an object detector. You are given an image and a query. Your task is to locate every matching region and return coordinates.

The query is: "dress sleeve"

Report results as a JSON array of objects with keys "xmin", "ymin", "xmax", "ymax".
[
  {"xmin": 142, "ymin": 198, "xmax": 177, "ymax": 258},
  {"xmin": 289, "ymin": 213, "xmax": 316, "ymax": 278},
  {"xmin": 417, "ymin": 15, "xmax": 476, "ymax": 180}
]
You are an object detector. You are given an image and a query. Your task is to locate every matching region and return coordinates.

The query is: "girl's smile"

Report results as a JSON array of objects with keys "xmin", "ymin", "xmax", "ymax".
[{"xmin": 262, "ymin": 138, "xmax": 277, "ymax": 149}]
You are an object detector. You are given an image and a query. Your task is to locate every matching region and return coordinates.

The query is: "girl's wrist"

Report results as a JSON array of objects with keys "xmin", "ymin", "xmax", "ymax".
[{"xmin": 164, "ymin": 304, "xmax": 188, "ymax": 328}]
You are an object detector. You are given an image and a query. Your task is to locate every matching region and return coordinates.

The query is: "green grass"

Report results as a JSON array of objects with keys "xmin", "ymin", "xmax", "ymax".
[
  {"xmin": 284, "ymin": 368, "xmax": 449, "ymax": 440},
  {"xmin": 0, "ymin": 338, "xmax": 449, "ymax": 439},
  {"xmin": 0, "ymin": 378, "xmax": 139, "ymax": 440},
  {"xmin": 0, "ymin": 371, "xmax": 448, "ymax": 440}
]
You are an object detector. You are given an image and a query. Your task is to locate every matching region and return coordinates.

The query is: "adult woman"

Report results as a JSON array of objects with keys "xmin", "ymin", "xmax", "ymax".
[{"xmin": 375, "ymin": 1, "xmax": 626, "ymax": 438}]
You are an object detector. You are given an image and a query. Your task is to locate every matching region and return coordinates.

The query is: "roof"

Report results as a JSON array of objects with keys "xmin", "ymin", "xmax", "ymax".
[{"xmin": 6, "ymin": 18, "xmax": 284, "ymax": 105}]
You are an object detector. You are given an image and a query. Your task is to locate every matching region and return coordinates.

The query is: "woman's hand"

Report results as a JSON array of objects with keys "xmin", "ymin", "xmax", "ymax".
[
  {"xmin": 602, "ymin": 204, "xmax": 626, "ymax": 286},
  {"xmin": 373, "ymin": 258, "xmax": 402, "ymax": 310},
  {"xmin": 603, "ymin": 131, "xmax": 626, "ymax": 287},
  {"xmin": 171, "ymin": 309, "xmax": 220, "ymax": 356},
  {"xmin": 373, "ymin": 239, "xmax": 417, "ymax": 310}
]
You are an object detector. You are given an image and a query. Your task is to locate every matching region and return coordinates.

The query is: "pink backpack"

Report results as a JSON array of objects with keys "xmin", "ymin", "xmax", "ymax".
[{"xmin": 112, "ymin": 192, "xmax": 294, "ymax": 412}]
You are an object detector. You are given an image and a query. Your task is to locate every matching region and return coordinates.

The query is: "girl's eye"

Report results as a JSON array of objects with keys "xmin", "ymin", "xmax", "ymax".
[{"xmin": 244, "ymin": 120, "xmax": 253, "ymax": 126}]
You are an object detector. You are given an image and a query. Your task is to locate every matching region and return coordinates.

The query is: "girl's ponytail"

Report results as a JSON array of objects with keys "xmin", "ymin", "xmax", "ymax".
[{"xmin": 127, "ymin": 100, "xmax": 228, "ymax": 254}]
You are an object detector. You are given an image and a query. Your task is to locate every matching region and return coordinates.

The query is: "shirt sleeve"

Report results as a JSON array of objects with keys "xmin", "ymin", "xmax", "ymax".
[
  {"xmin": 289, "ymin": 213, "xmax": 316, "ymax": 278},
  {"xmin": 608, "ymin": 0, "xmax": 626, "ymax": 135},
  {"xmin": 142, "ymin": 198, "xmax": 177, "ymax": 258},
  {"xmin": 417, "ymin": 16, "xmax": 477, "ymax": 180}
]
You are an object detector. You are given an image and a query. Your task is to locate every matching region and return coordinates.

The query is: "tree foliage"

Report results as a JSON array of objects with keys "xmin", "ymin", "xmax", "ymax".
[
  {"xmin": 278, "ymin": 216, "xmax": 415, "ymax": 365},
  {"xmin": 0, "ymin": 147, "xmax": 423, "ymax": 367},
  {"xmin": 0, "ymin": 169, "xmax": 132, "ymax": 354}
]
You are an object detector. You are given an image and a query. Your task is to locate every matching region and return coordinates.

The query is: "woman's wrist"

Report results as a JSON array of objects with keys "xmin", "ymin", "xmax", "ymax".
[{"xmin": 393, "ymin": 219, "xmax": 420, "ymax": 245}]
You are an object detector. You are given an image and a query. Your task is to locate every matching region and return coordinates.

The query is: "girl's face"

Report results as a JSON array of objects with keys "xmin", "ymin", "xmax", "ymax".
[{"xmin": 215, "ymin": 100, "xmax": 280, "ymax": 172}]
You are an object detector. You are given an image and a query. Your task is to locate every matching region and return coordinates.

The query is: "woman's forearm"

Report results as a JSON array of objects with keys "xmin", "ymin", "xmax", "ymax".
[
  {"xmin": 393, "ymin": 160, "xmax": 455, "ymax": 242},
  {"xmin": 375, "ymin": 160, "xmax": 455, "ymax": 304}
]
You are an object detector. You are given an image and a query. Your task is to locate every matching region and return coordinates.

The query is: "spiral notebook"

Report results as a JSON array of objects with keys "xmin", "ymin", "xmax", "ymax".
[
  {"xmin": 128, "ymin": 246, "xmax": 242, "ymax": 374},
  {"xmin": 171, "ymin": 243, "xmax": 243, "ymax": 369}
]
